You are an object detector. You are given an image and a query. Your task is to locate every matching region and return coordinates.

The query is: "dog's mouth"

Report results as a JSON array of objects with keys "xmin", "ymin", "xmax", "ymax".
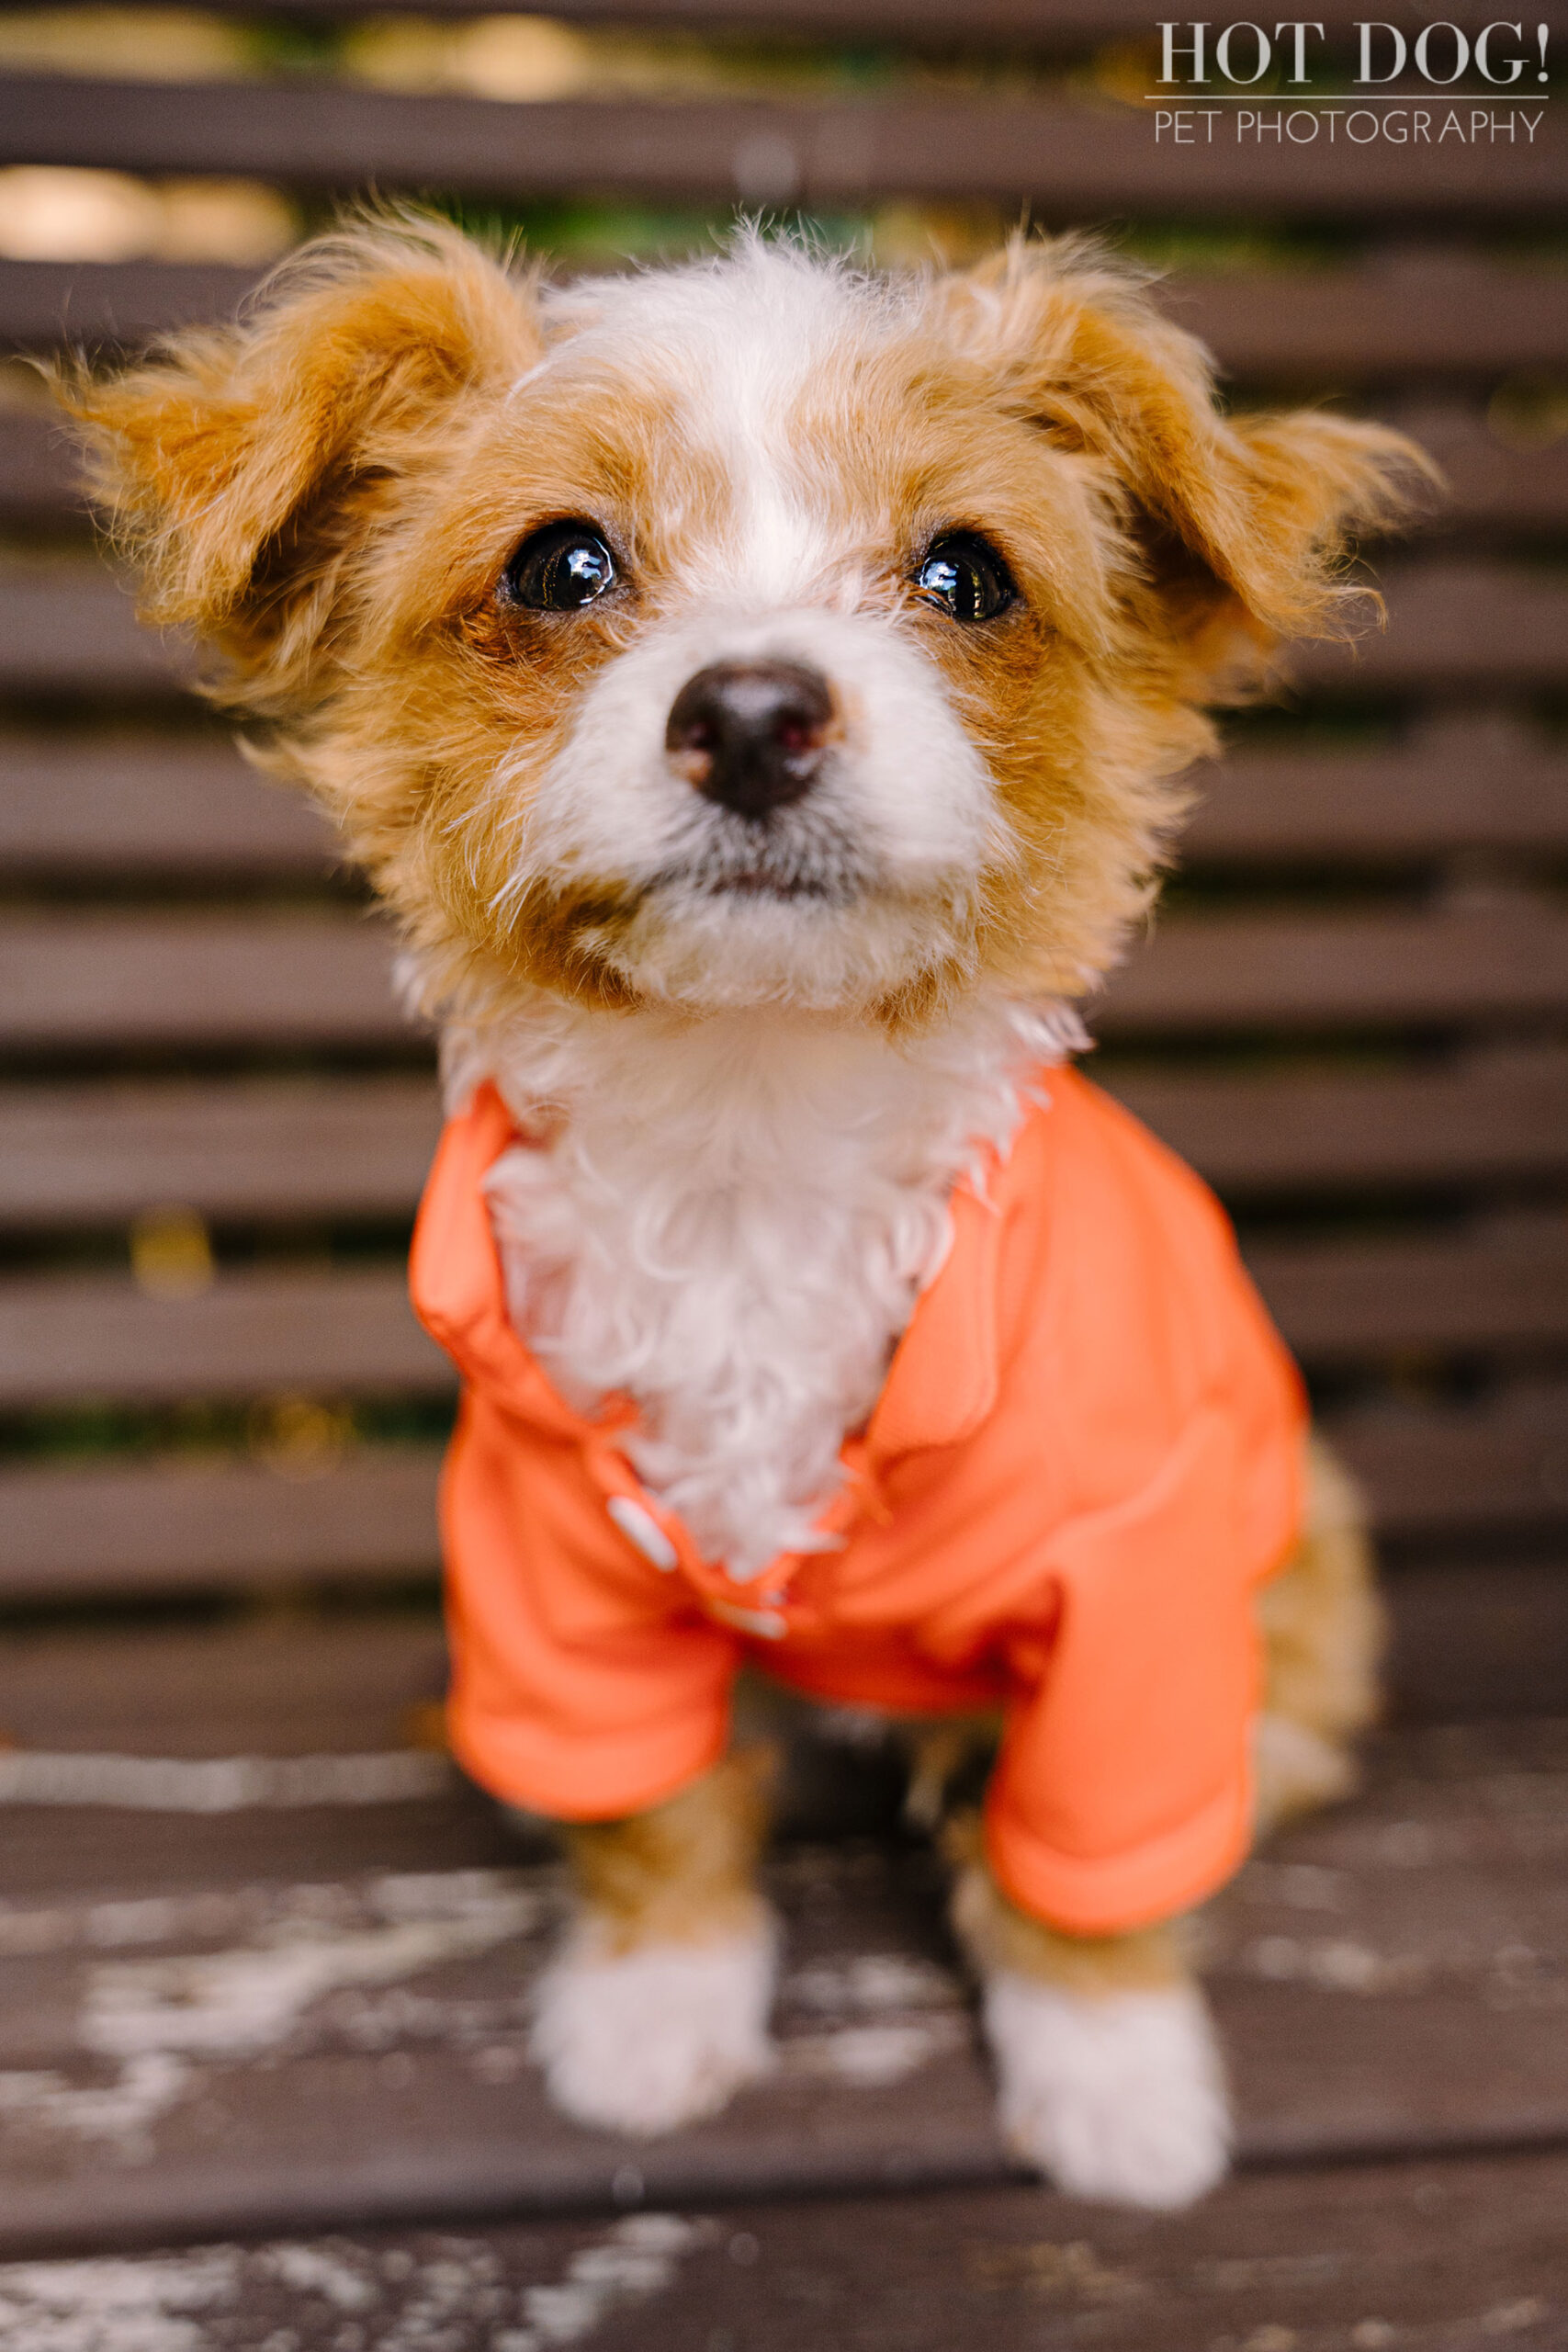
[{"xmin": 647, "ymin": 820, "xmax": 873, "ymax": 910}]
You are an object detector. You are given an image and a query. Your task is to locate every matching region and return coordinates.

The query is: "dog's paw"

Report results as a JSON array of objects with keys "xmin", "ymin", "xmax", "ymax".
[
  {"xmin": 981, "ymin": 1973, "xmax": 1230, "ymax": 2210},
  {"xmin": 531, "ymin": 1914, "xmax": 778, "ymax": 2137}
]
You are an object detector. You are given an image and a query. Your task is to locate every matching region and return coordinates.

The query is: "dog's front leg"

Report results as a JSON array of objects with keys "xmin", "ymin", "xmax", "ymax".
[
  {"xmin": 951, "ymin": 1855, "xmax": 1229, "ymax": 2209},
  {"xmin": 531, "ymin": 1747, "xmax": 779, "ymax": 2137}
]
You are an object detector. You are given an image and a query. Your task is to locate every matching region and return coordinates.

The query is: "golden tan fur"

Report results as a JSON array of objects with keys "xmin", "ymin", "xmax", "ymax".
[{"xmin": 63, "ymin": 212, "xmax": 1428, "ymax": 1035}]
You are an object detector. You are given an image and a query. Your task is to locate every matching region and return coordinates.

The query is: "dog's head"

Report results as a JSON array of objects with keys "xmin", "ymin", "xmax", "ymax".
[{"xmin": 67, "ymin": 215, "xmax": 1423, "ymax": 1031}]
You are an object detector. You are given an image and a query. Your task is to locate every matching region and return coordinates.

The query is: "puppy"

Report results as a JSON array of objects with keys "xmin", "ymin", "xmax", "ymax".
[{"xmin": 67, "ymin": 214, "xmax": 1417, "ymax": 2208}]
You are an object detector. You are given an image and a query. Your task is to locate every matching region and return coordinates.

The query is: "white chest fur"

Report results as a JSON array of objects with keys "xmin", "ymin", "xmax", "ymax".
[{"xmin": 448, "ymin": 996, "xmax": 1074, "ymax": 1580}]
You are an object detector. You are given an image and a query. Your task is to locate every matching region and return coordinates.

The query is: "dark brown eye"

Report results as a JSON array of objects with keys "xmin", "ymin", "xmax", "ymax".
[
  {"xmin": 914, "ymin": 532, "xmax": 1016, "ymax": 624},
  {"xmin": 502, "ymin": 521, "xmax": 617, "ymax": 612}
]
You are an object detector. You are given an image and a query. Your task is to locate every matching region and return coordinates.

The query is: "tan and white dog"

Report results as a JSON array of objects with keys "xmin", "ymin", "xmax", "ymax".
[{"xmin": 68, "ymin": 215, "xmax": 1418, "ymax": 2208}]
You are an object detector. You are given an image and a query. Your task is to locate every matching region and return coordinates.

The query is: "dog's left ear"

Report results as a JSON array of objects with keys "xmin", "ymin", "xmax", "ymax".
[
  {"xmin": 937, "ymin": 237, "xmax": 1434, "ymax": 684},
  {"xmin": 61, "ymin": 210, "xmax": 541, "ymax": 714}
]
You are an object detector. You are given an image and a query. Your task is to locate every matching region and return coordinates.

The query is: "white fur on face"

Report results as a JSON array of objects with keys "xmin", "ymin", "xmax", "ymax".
[{"xmin": 484, "ymin": 246, "xmax": 1015, "ymax": 1015}]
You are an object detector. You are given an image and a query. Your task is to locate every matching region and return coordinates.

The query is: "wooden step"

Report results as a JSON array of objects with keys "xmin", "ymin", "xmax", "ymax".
[
  {"xmin": 1, "ymin": 1707, "xmax": 1566, "ymax": 2252},
  {"xmin": 12, "ymin": 254, "xmax": 1568, "ymax": 388},
  {"xmin": 6, "ymin": 74, "xmax": 1565, "ymax": 221},
  {"xmin": 3, "ymin": 2148, "xmax": 1563, "ymax": 2348}
]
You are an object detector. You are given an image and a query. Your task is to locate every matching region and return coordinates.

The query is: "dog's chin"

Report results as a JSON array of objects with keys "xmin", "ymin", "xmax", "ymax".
[{"xmin": 596, "ymin": 871, "xmax": 973, "ymax": 1019}]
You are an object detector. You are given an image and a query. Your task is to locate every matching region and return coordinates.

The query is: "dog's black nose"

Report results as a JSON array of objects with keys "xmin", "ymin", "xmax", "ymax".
[{"xmin": 665, "ymin": 661, "xmax": 833, "ymax": 820}]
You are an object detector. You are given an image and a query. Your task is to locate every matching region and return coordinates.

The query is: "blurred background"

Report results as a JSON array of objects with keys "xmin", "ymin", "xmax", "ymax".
[{"xmin": 0, "ymin": 8, "xmax": 1567, "ymax": 2339}]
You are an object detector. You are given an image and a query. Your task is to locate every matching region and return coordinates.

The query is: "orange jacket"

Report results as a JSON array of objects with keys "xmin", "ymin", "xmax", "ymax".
[{"xmin": 412, "ymin": 1067, "xmax": 1305, "ymax": 1936}]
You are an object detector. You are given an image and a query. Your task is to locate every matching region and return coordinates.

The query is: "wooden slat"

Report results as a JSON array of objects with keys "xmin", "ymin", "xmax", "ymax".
[
  {"xmin": 0, "ymin": 908, "xmax": 410, "ymax": 1049},
  {"xmin": 1328, "ymin": 1383, "xmax": 1568, "ymax": 1538},
  {"xmin": 5, "ymin": 75, "xmax": 1565, "ymax": 221},
  {"xmin": 5, "ymin": 1385, "xmax": 1567, "ymax": 1601},
  {"xmin": 5, "ymin": 895, "xmax": 1565, "ymax": 1052},
  {"xmin": 4, "ymin": 1228, "xmax": 1562, "ymax": 1408},
  {"xmin": 0, "ymin": 256, "xmax": 256, "ymax": 349},
  {"xmin": 2, "ymin": 1052, "xmax": 1562, "ymax": 1234},
  {"xmin": 0, "ymin": 1076, "xmax": 440, "ymax": 1227},
  {"xmin": 1107, "ymin": 1046, "xmax": 1568, "ymax": 1194},
  {"xmin": 1099, "ymin": 893, "xmax": 1568, "ymax": 1036},
  {"xmin": 0, "ymin": 1267, "xmax": 449, "ymax": 1407},
  {"xmin": 0, "ymin": 560, "xmax": 194, "ymax": 697},
  {"xmin": 1386, "ymin": 403, "xmax": 1568, "ymax": 535},
  {"xmin": 10, "ymin": 255, "xmax": 1567, "ymax": 390},
  {"xmin": 13, "ymin": 395, "xmax": 1564, "ymax": 537},
  {"xmin": 0, "ymin": 732, "xmax": 334, "ymax": 876},
  {"xmin": 1247, "ymin": 1223, "xmax": 1568, "ymax": 1363},
  {"xmin": 5, "ymin": 724, "xmax": 1566, "ymax": 882},
  {"xmin": 1188, "ymin": 718, "xmax": 1568, "ymax": 864},
  {"xmin": 0, "ymin": 1444, "xmax": 445, "ymax": 1597},
  {"xmin": 8, "ymin": 559, "xmax": 1563, "ymax": 702}
]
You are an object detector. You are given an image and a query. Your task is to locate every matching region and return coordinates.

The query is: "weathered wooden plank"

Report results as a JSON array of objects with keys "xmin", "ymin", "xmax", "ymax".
[
  {"xmin": 0, "ymin": 256, "xmax": 256, "ymax": 350},
  {"xmin": 0, "ymin": 1445, "xmax": 446, "ymax": 1598},
  {"xmin": 8, "ymin": 559, "xmax": 1563, "ymax": 702},
  {"xmin": 1292, "ymin": 562, "xmax": 1568, "ymax": 695},
  {"xmin": 1099, "ymin": 894, "xmax": 1568, "ymax": 1035},
  {"xmin": 2, "ymin": 1227, "xmax": 1559, "ymax": 1408},
  {"xmin": 3, "ymin": 1730, "xmax": 1568, "ymax": 2252},
  {"xmin": 0, "ymin": 1266, "xmax": 450, "ymax": 1407},
  {"xmin": 13, "ymin": 392, "xmax": 1562, "ymax": 537},
  {"xmin": 0, "ymin": 560, "xmax": 195, "ymax": 696},
  {"xmin": 0, "ymin": 1076, "xmax": 440, "ymax": 1227},
  {"xmin": 12, "ymin": 254, "xmax": 1568, "ymax": 392},
  {"xmin": 2, "ymin": 1049, "xmax": 1562, "ymax": 1236},
  {"xmin": 1107, "ymin": 1046, "xmax": 1568, "ymax": 1194},
  {"xmin": 6, "ymin": 723, "xmax": 1566, "ymax": 878},
  {"xmin": 0, "ymin": 731, "xmax": 333, "ymax": 876},
  {"xmin": 3, "ymin": 895, "xmax": 1564, "ymax": 1052},
  {"xmin": 5, "ymin": 75, "xmax": 1565, "ymax": 222},
  {"xmin": 0, "ymin": 907, "xmax": 411, "ymax": 1050},
  {"xmin": 1328, "ymin": 1383, "xmax": 1568, "ymax": 1538},
  {"xmin": 1188, "ymin": 719, "xmax": 1568, "ymax": 863},
  {"xmin": 6, "ymin": 2148, "xmax": 1568, "ymax": 2347},
  {"xmin": 5, "ymin": 1383, "xmax": 1567, "ymax": 1600},
  {"xmin": 1247, "ymin": 1222, "xmax": 1568, "ymax": 1363}
]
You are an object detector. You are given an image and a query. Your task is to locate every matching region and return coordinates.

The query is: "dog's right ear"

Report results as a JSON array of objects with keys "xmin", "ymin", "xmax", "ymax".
[{"xmin": 61, "ymin": 212, "xmax": 541, "ymax": 712}]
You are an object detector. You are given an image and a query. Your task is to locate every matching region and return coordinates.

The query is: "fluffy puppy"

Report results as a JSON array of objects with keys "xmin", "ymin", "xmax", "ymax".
[{"xmin": 67, "ymin": 215, "xmax": 1418, "ymax": 2209}]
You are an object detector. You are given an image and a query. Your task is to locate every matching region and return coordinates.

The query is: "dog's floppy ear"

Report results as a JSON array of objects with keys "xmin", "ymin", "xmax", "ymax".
[
  {"xmin": 938, "ymin": 236, "xmax": 1432, "ymax": 684},
  {"xmin": 62, "ymin": 211, "xmax": 541, "ymax": 711}
]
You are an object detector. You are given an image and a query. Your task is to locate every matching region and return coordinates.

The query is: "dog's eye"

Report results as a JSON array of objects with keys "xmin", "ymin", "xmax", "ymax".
[
  {"xmin": 914, "ymin": 533, "xmax": 1016, "ymax": 624},
  {"xmin": 502, "ymin": 521, "xmax": 617, "ymax": 613}
]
